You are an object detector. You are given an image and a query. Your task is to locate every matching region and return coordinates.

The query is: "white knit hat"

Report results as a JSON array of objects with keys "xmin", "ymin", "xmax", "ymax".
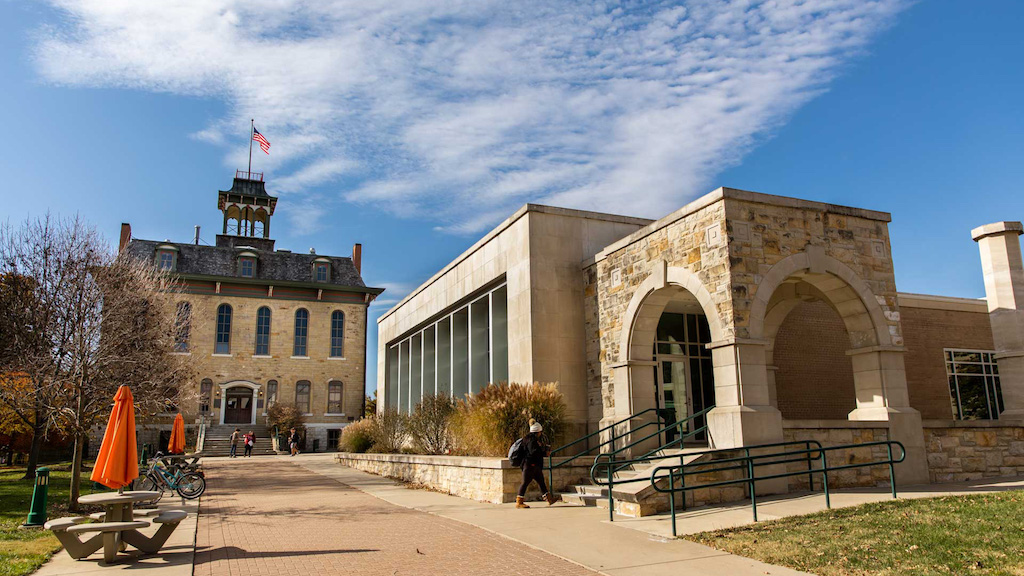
[{"xmin": 529, "ymin": 422, "xmax": 543, "ymax": 433}]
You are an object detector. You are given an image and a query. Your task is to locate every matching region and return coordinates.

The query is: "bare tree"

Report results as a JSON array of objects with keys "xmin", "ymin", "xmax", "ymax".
[{"xmin": 0, "ymin": 215, "xmax": 197, "ymax": 506}]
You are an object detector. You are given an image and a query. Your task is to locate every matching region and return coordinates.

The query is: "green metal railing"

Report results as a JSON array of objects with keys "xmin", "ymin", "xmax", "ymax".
[
  {"xmin": 546, "ymin": 408, "xmax": 667, "ymax": 491},
  {"xmin": 650, "ymin": 440, "xmax": 907, "ymax": 536},
  {"xmin": 591, "ymin": 437, "xmax": 815, "ymax": 521},
  {"xmin": 587, "ymin": 405, "xmax": 715, "ymax": 520}
]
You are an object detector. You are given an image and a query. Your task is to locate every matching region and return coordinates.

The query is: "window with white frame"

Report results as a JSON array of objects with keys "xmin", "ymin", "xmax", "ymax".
[
  {"xmin": 327, "ymin": 381, "xmax": 343, "ymax": 414},
  {"xmin": 293, "ymin": 309, "xmax": 309, "ymax": 356},
  {"xmin": 945, "ymin": 349, "xmax": 1004, "ymax": 420},
  {"xmin": 158, "ymin": 251, "xmax": 175, "ymax": 271},
  {"xmin": 295, "ymin": 380, "xmax": 311, "ymax": 414}
]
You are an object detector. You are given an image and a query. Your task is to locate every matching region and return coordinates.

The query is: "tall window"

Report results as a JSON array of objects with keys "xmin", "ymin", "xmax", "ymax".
[
  {"xmin": 946, "ymin": 349, "xmax": 1003, "ymax": 419},
  {"xmin": 293, "ymin": 309, "xmax": 309, "ymax": 356},
  {"xmin": 215, "ymin": 304, "xmax": 232, "ymax": 354},
  {"xmin": 266, "ymin": 380, "xmax": 278, "ymax": 411},
  {"xmin": 315, "ymin": 263, "xmax": 329, "ymax": 282},
  {"xmin": 330, "ymin": 311, "xmax": 345, "ymax": 358},
  {"xmin": 255, "ymin": 307, "xmax": 272, "ymax": 355},
  {"xmin": 239, "ymin": 257, "xmax": 255, "ymax": 278},
  {"xmin": 327, "ymin": 381, "xmax": 343, "ymax": 413},
  {"xmin": 174, "ymin": 301, "xmax": 191, "ymax": 352},
  {"xmin": 295, "ymin": 380, "xmax": 311, "ymax": 414},
  {"xmin": 158, "ymin": 251, "xmax": 175, "ymax": 271},
  {"xmin": 199, "ymin": 379, "xmax": 212, "ymax": 413}
]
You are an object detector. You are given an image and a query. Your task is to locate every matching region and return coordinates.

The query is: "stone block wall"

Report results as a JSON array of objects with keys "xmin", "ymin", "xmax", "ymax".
[
  {"xmin": 334, "ymin": 453, "xmax": 593, "ymax": 503},
  {"xmin": 782, "ymin": 425, "xmax": 894, "ymax": 490},
  {"xmin": 924, "ymin": 423, "xmax": 1024, "ymax": 483}
]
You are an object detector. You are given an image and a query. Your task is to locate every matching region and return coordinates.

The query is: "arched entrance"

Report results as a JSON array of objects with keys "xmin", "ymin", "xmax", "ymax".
[
  {"xmin": 614, "ymin": 263, "xmax": 725, "ymax": 449},
  {"xmin": 218, "ymin": 381, "xmax": 262, "ymax": 426}
]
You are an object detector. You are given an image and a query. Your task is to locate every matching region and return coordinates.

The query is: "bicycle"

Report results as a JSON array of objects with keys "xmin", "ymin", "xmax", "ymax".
[{"xmin": 135, "ymin": 455, "xmax": 206, "ymax": 504}]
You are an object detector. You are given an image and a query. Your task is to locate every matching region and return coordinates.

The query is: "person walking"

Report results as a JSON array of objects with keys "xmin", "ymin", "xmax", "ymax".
[
  {"xmin": 243, "ymin": 430, "xmax": 255, "ymax": 457},
  {"xmin": 289, "ymin": 427, "xmax": 301, "ymax": 456},
  {"xmin": 229, "ymin": 428, "xmax": 241, "ymax": 458},
  {"xmin": 516, "ymin": 420, "xmax": 557, "ymax": 508}
]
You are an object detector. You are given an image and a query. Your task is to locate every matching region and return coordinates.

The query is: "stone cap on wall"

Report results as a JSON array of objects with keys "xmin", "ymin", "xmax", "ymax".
[
  {"xmin": 897, "ymin": 292, "xmax": 988, "ymax": 313},
  {"xmin": 971, "ymin": 221, "xmax": 1023, "ymax": 241}
]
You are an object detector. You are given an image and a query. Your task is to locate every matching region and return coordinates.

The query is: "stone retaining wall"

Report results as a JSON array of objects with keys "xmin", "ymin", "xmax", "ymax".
[
  {"xmin": 923, "ymin": 421, "xmax": 1024, "ymax": 483},
  {"xmin": 782, "ymin": 424, "xmax": 893, "ymax": 490},
  {"xmin": 335, "ymin": 452, "xmax": 593, "ymax": 504}
]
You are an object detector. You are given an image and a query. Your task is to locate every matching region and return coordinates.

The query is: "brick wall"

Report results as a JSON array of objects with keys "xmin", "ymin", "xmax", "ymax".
[
  {"xmin": 901, "ymin": 306, "xmax": 994, "ymax": 420},
  {"xmin": 773, "ymin": 300, "xmax": 857, "ymax": 420}
]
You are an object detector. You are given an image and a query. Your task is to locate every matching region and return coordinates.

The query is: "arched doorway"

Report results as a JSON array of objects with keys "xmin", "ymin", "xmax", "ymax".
[
  {"xmin": 218, "ymin": 381, "xmax": 262, "ymax": 426},
  {"xmin": 615, "ymin": 264, "xmax": 726, "ymax": 449}
]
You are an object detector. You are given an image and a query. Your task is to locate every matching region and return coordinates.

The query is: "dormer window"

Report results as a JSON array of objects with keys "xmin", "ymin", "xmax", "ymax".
[
  {"xmin": 155, "ymin": 244, "xmax": 179, "ymax": 272},
  {"xmin": 312, "ymin": 258, "xmax": 331, "ymax": 282},
  {"xmin": 236, "ymin": 251, "xmax": 258, "ymax": 278},
  {"xmin": 240, "ymin": 257, "xmax": 255, "ymax": 278}
]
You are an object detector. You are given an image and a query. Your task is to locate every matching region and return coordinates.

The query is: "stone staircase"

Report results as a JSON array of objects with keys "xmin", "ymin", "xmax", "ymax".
[
  {"xmin": 558, "ymin": 446, "xmax": 709, "ymax": 517},
  {"xmin": 199, "ymin": 424, "xmax": 279, "ymax": 457}
]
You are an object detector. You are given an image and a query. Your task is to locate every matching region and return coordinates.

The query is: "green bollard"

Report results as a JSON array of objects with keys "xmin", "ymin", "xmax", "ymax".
[
  {"xmin": 140, "ymin": 444, "xmax": 149, "ymax": 466},
  {"xmin": 22, "ymin": 467, "xmax": 50, "ymax": 527}
]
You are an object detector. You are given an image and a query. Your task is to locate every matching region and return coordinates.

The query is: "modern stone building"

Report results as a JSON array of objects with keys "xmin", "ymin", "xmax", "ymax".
[
  {"xmin": 378, "ymin": 187, "xmax": 1024, "ymax": 486},
  {"xmin": 121, "ymin": 171, "xmax": 382, "ymax": 453}
]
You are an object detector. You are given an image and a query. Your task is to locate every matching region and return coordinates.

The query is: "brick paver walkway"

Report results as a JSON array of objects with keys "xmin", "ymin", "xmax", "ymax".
[{"xmin": 194, "ymin": 458, "xmax": 599, "ymax": 576}]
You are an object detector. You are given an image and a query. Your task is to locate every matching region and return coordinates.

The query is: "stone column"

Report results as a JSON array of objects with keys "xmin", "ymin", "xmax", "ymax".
[
  {"xmin": 706, "ymin": 340, "xmax": 784, "ymax": 449},
  {"xmin": 972, "ymin": 221, "xmax": 1024, "ymax": 420},
  {"xmin": 846, "ymin": 346, "xmax": 929, "ymax": 485}
]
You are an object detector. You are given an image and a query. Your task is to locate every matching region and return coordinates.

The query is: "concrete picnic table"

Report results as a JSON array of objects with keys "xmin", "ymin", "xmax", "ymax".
[{"xmin": 45, "ymin": 491, "xmax": 188, "ymax": 563}]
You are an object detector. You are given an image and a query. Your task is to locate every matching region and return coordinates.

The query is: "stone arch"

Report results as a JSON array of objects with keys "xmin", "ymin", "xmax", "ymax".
[
  {"xmin": 612, "ymin": 263, "xmax": 724, "ymax": 423},
  {"xmin": 218, "ymin": 380, "xmax": 262, "ymax": 425},
  {"xmin": 749, "ymin": 248, "xmax": 907, "ymax": 421}
]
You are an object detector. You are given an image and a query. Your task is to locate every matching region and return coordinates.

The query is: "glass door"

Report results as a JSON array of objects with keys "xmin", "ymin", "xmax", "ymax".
[{"xmin": 656, "ymin": 356, "xmax": 688, "ymax": 445}]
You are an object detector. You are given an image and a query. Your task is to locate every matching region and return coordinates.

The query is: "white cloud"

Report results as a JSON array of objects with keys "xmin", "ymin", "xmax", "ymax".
[{"xmin": 34, "ymin": 0, "xmax": 909, "ymax": 233}]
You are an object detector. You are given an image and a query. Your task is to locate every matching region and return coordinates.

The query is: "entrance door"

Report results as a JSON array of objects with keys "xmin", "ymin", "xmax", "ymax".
[
  {"xmin": 655, "ymin": 357, "xmax": 688, "ymax": 445},
  {"xmin": 224, "ymin": 387, "xmax": 253, "ymax": 424}
]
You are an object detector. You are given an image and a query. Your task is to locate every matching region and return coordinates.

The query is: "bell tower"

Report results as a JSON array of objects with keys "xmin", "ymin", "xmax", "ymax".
[{"xmin": 216, "ymin": 171, "xmax": 279, "ymax": 251}]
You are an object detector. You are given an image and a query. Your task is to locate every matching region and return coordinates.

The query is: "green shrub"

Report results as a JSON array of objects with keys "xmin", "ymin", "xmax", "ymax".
[
  {"xmin": 409, "ymin": 394, "xmax": 456, "ymax": 455},
  {"xmin": 338, "ymin": 418, "xmax": 374, "ymax": 453},
  {"xmin": 452, "ymin": 382, "xmax": 566, "ymax": 457},
  {"xmin": 369, "ymin": 406, "xmax": 409, "ymax": 453}
]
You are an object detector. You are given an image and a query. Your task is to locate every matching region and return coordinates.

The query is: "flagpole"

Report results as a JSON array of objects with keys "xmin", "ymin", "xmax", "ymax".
[{"xmin": 248, "ymin": 119, "xmax": 254, "ymax": 176}]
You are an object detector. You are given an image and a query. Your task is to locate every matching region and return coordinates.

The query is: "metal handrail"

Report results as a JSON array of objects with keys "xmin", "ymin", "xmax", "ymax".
[
  {"xmin": 650, "ymin": 440, "xmax": 907, "ymax": 535},
  {"xmin": 546, "ymin": 408, "xmax": 667, "ymax": 490},
  {"xmin": 591, "ymin": 437, "xmax": 819, "ymax": 521}
]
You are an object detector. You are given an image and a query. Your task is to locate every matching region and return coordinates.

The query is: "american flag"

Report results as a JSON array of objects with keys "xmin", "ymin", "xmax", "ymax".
[{"xmin": 253, "ymin": 127, "xmax": 271, "ymax": 154}]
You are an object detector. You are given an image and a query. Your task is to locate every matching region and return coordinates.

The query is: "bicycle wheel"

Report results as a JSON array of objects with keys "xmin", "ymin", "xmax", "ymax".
[
  {"xmin": 136, "ymin": 475, "xmax": 164, "ymax": 505},
  {"xmin": 176, "ymin": 472, "xmax": 206, "ymax": 499}
]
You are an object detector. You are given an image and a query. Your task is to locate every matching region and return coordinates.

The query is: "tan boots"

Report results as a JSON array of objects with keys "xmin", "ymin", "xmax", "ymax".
[
  {"xmin": 517, "ymin": 494, "xmax": 558, "ymax": 508},
  {"xmin": 516, "ymin": 496, "xmax": 530, "ymax": 509},
  {"xmin": 544, "ymin": 492, "xmax": 558, "ymax": 506}
]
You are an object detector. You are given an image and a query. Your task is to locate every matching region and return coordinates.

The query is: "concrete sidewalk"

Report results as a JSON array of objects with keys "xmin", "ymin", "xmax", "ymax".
[{"xmin": 294, "ymin": 454, "xmax": 813, "ymax": 576}]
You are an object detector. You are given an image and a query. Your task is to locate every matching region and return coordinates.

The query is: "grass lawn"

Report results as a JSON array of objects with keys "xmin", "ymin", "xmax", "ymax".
[
  {"xmin": 0, "ymin": 464, "xmax": 101, "ymax": 576},
  {"xmin": 688, "ymin": 491, "xmax": 1024, "ymax": 576}
]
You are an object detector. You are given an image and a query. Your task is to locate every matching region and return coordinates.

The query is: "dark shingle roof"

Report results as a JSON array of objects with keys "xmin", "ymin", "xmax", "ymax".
[
  {"xmin": 220, "ymin": 177, "xmax": 273, "ymax": 198},
  {"xmin": 126, "ymin": 239, "xmax": 373, "ymax": 290}
]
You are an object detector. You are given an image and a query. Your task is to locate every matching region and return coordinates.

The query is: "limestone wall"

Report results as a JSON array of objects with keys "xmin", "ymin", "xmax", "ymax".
[
  {"xmin": 334, "ymin": 452, "xmax": 594, "ymax": 503},
  {"xmin": 782, "ymin": 424, "xmax": 894, "ymax": 490},
  {"xmin": 924, "ymin": 422, "xmax": 1024, "ymax": 483}
]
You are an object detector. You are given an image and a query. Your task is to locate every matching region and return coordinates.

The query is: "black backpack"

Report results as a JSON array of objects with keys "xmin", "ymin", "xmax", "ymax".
[{"xmin": 508, "ymin": 437, "xmax": 526, "ymax": 466}]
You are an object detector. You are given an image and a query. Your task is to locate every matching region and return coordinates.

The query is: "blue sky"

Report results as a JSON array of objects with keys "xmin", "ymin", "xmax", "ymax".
[{"xmin": 2, "ymin": 1, "xmax": 1022, "ymax": 394}]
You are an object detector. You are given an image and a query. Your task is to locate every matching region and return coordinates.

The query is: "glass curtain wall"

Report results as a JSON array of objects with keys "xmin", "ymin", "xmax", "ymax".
[{"xmin": 387, "ymin": 282, "xmax": 509, "ymax": 413}]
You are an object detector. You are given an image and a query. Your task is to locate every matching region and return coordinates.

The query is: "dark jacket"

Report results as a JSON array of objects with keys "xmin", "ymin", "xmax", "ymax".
[{"xmin": 520, "ymin": 433, "xmax": 548, "ymax": 469}]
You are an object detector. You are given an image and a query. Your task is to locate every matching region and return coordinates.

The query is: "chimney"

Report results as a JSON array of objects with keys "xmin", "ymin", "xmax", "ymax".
[
  {"xmin": 194, "ymin": 225, "xmax": 201, "ymax": 245},
  {"xmin": 119, "ymin": 223, "xmax": 132, "ymax": 253},
  {"xmin": 352, "ymin": 243, "xmax": 362, "ymax": 274},
  {"xmin": 972, "ymin": 220, "xmax": 1024, "ymax": 418}
]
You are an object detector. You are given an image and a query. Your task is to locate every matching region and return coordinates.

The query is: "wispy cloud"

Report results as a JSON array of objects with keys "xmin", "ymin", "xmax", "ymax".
[{"xmin": 34, "ymin": 0, "xmax": 909, "ymax": 233}]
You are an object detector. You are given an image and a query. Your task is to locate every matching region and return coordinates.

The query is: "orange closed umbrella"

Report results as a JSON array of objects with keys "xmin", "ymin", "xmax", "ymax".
[
  {"xmin": 90, "ymin": 385, "xmax": 139, "ymax": 490},
  {"xmin": 168, "ymin": 413, "xmax": 186, "ymax": 454}
]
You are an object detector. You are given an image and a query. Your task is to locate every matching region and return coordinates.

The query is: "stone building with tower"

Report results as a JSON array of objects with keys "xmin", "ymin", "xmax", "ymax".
[
  {"xmin": 377, "ymin": 186, "xmax": 1024, "ymax": 498},
  {"xmin": 120, "ymin": 171, "xmax": 382, "ymax": 454}
]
